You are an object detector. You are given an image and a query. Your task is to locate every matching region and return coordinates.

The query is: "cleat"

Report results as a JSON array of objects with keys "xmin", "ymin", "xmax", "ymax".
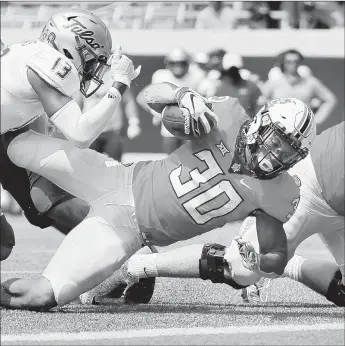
[
  {"xmin": 241, "ymin": 277, "xmax": 271, "ymax": 304},
  {"xmin": 124, "ymin": 277, "xmax": 156, "ymax": 304},
  {"xmin": 106, "ymin": 283, "xmax": 127, "ymax": 299}
]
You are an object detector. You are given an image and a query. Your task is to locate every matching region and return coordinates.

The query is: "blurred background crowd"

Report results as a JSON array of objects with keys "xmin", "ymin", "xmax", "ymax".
[
  {"xmin": 1, "ymin": 1, "xmax": 344, "ymax": 213},
  {"xmin": 1, "ymin": 1, "xmax": 344, "ymax": 29}
]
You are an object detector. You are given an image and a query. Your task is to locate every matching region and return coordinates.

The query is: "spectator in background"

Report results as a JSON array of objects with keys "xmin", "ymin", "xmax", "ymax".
[
  {"xmin": 214, "ymin": 53, "xmax": 262, "ymax": 116},
  {"xmin": 299, "ymin": 2, "xmax": 330, "ymax": 29},
  {"xmin": 195, "ymin": 1, "xmax": 238, "ymax": 30},
  {"xmin": 83, "ymin": 70, "xmax": 141, "ymax": 162},
  {"xmin": 198, "ymin": 48, "xmax": 227, "ymax": 97},
  {"xmin": 136, "ymin": 48, "xmax": 204, "ymax": 154},
  {"xmin": 245, "ymin": 1, "xmax": 279, "ymax": 29},
  {"xmin": 263, "ymin": 49, "xmax": 337, "ymax": 133}
]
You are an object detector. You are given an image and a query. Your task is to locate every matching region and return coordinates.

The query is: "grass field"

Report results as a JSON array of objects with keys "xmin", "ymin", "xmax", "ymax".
[{"xmin": 1, "ymin": 213, "xmax": 344, "ymax": 345}]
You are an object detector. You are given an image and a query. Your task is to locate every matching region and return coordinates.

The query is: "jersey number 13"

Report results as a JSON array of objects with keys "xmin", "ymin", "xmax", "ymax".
[{"xmin": 169, "ymin": 150, "xmax": 242, "ymax": 225}]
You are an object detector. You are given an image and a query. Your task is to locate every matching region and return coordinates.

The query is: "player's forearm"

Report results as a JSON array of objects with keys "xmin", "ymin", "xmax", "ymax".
[
  {"xmin": 136, "ymin": 88, "xmax": 155, "ymax": 114},
  {"xmin": 52, "ymin": 83, "xmax": 126, "ymax": 148},
  {"xmin": 314, "ymin": 99, "xmax": 337, "ymax": 130},
  {"xmin": 143, "ymin": 82, "xmax": 179, "ymax": 114},
  {"xmin": 259, "ymin": 251, "xmax": 287, "ymax": 276}
]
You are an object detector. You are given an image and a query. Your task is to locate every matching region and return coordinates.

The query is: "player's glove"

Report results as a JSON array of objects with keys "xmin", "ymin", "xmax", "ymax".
[
  {"xmin": 110, "ymin": 45, "xmax": 141, "ymax": 88},
  {"xmin": 233, "ymin": 235, "xmax": 261, "ymax": 272},
  {"xmin": 174, "ymin": 87, "xmax": 219, "ymax": 137},
  {"xmin": 127, "ymin": 118, "xmax": 141, "ymax": 139}
]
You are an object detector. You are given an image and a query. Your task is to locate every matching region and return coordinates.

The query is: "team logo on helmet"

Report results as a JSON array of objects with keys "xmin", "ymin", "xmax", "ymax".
[{"xmin": 63, "ymin": 17, "xmax": 103, "ymax": 49}]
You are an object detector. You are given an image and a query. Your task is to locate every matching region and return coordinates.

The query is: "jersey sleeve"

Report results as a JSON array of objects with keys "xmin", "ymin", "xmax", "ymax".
[
  {"xmin": 26, "ymin": 49, "xmax": 80, "ymax": 98},
  {"xmin": 151, "ymin": 69, "xmax": 169, "ymax": 84},
  {"xmin": 258, "ymin": 172, "xmax": 301, "ymax": 223},
  {"xmin": 212, "ymin": 97, "xmax": 250, "ymax": 134}
]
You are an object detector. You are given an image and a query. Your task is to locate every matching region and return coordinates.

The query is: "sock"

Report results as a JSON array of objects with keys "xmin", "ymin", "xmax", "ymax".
[
  {"xmin": 282, "ymin": 255, "xmax": 306, "ymax": 282},
  {"xmin": 79, "ymin": 269, "xmax": 126, "ymax": 304},
  {"xmin": 127, "ymin": 254, "xmax": 158, "ymax": 280}
]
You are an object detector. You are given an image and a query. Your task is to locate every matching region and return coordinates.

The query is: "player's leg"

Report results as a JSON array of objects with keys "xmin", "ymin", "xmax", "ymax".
[
  {"xmin": 0, "ymin": 215, "xmax": 141, "ymax": 310},
  {"xmin": 79, "ymin": 245, "xmax": 157, "ymax": 304},
  {"xmin": 1, "ymin": 135, "xmax": 53, "ymax": 229},
  {"xmin": 282, "ymin": 254, "xmax": 339, "ymax": 296},
  {"xmin": 102, "ymin": 130, "xmax": 123, "ymax": 162},
  {"xmin": 0, "ymin": 209, "xmax": 15, "ymax": 261},
  {"xmin": 29, "ymin": 172, "xmax": 90, "ymax": 235},
  {"xmin": 7, "ymin": 130, "xmax": 124, "ymax": 204}
]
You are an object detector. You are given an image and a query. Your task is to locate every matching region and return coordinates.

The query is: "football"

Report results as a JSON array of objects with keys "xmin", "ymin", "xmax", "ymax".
[{"xmin": 161, "ymin": 104, "xmax": 212, "ymax": 140}]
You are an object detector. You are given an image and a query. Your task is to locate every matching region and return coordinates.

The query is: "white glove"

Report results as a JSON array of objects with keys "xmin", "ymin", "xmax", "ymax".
[
  {"xmin": 174, "ymin": 87, "xmax": 219, "ymax": 137},
  {"xmin": 127, "ymin": 124, "xmax": 141, "ymax": 139},
  {"xmin": 110, "ymin": 45, "xmax": 141, "ymax": 88}
]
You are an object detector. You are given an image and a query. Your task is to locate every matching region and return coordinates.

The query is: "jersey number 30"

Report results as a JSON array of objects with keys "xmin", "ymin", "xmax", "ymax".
[{"xmin": 169, "ymin": 150, "xmax": 242, "ymax": 224}]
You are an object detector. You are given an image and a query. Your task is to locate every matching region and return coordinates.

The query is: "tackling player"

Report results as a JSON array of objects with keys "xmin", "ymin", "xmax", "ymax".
[
  {"xmin": 1, "ymin": 87, "xmax": 315, "ymax": 310},
  {"xmin": 1, "ymin": 10, "xmax": 139, "ymax": 249},
  {"xmin": 263, "ymin": 120, "xmax": 344, "ymax": 306}
]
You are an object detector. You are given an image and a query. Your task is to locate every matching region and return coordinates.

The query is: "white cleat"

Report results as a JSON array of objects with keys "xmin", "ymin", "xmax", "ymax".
[{"xmin": 241, "ymin": 277, "xmax": 272, "ymax": 304}]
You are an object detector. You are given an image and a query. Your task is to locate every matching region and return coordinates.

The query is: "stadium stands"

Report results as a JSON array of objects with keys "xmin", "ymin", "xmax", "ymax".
[{"xmin": 1, "ymin": 1, "xmax": 328, "ymax": 30}]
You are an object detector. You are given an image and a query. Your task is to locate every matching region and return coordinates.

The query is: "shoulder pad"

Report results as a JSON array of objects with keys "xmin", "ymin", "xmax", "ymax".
[{"xmin": 27, "ymin": 48, "xmax": 80, "ymax": 98}]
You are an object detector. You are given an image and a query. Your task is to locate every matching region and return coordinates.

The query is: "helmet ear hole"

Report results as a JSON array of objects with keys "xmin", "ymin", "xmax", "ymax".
[{"xmin": 63, "ymin": 49, "xmax": 73, "ymax": 60}]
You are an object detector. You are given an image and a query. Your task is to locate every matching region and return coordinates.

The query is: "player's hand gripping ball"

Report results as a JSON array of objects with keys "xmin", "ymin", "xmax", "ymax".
[{"xmin": 162, "ymin": 89, "xmax": 218, "ymax": 140}]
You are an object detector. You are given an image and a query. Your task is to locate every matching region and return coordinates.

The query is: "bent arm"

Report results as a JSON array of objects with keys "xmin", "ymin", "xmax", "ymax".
[
  {"xmin": 312, "ymin": 77, "xmax": 337, "ymax": 131},
  {"xmin": 254, "ymin": 210, "xmax": 288, "ymax": 276},
  {"xmin": 27, "ymin": 68, "xmax": 127, "ymax": 149},
  {"xmin": 141, "ymin": 82, "xmax": 179, "ymax": 114}
]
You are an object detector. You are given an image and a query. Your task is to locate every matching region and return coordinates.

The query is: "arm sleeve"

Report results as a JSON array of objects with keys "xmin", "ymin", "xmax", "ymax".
[{"xmin": 50, "ymin": 87, "xmax": 122, "ymax": 148}]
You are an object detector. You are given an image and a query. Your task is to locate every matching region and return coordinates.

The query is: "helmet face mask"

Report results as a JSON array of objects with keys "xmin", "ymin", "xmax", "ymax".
[
  {"xmin": 246, "ymin": 99, "xmax": 315, "ymax": 179},
  {"xmin": 248, "ymin": 121, "xmax": 308, "ymax": 179},
  {"xmin": 40, "ymin": 9, "xmax": 112, "ymax": 98},
  {"xmin": 76, "ymin": 42, "xmax": 109, "ymax": 97}
]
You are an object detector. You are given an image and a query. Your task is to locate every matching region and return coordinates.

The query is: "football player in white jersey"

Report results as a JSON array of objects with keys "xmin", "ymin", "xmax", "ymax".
[
  {"xmin": 243, "ymin": 121, "xmax": 344, "ymax": 307},
  {"xmin": 0, "ymin": 9, "xmax": 139, "ymax": 249}
]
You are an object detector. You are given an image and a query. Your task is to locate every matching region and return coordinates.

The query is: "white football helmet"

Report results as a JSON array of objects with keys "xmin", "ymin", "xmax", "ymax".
[
  {"xmin": 246, "ymin": 98, "xmax": 316, "ymax": 179},
  {"xmin": 40, "ymin": 9, "xmax": 112, "ymax": 97}
]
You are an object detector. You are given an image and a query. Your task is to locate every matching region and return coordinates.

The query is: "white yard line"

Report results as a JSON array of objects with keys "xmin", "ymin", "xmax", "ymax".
[
  {"xmin": 1, "ymin": 323, "xmax": 343, "ymax": 342},
  {"xmin": 1, "ymin": 270, "xmax": 41, "ymax": 274}
]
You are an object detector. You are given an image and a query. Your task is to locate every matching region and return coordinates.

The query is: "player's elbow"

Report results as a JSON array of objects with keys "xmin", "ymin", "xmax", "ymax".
[
  {"xmin": 323, "ymin": 92, "xmax": 337, "ymax": 109},
  {"xmin": 260, "ymin": 251, "xmax": 288, "ymax": 276}
]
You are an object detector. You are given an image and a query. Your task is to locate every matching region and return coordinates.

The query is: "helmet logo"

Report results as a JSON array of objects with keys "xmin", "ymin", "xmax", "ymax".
[{"xmin": 63, "ymin": 17, "xmax": 103, "ymax": 49}]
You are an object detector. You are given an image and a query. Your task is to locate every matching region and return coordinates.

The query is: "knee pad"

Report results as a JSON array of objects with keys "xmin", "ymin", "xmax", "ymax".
[
  {"xmin": 326, "ymin": 269, "xmax": 345, "ymax": 307},
  {"xmin": 199, "ymin": 243, "xmax": 247, "ymax": 290}
]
